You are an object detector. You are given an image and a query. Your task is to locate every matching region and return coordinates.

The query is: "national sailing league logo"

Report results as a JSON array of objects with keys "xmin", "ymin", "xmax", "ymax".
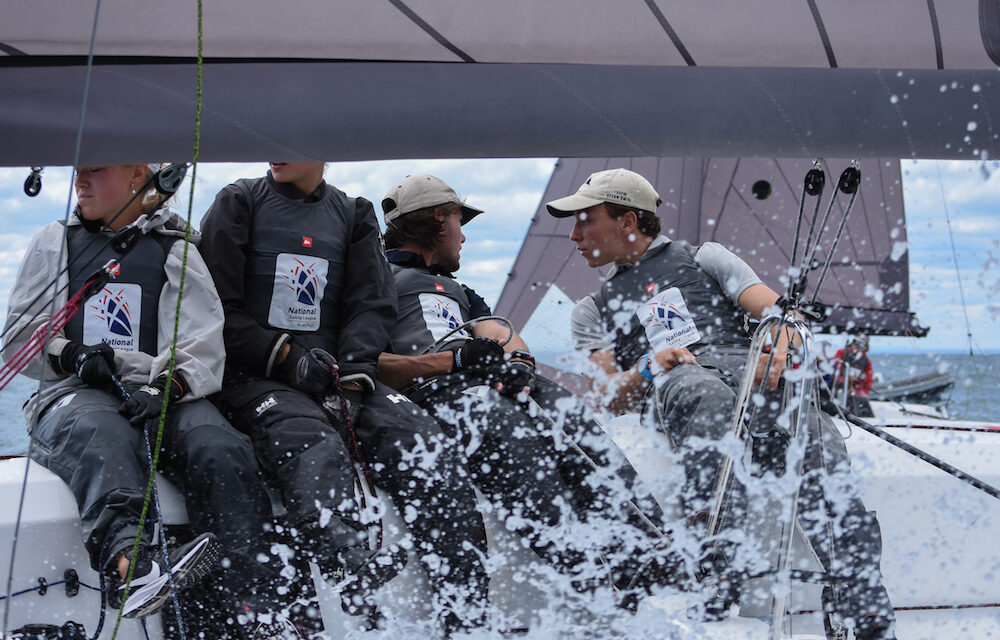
[
  {"xmin": 431, "ymin": 298, "xmax": 462, "ymax": 330},
  {"xmin": 270, "ymin": 253, "xmax": 328, "ymax": 331},
  {"xmin": 90, "ymin": 287, "xmax": 134, "ymax": 336},
  {"xmin": 83, "ymin": 284, "xmax": 141, "ymax": 351},
  {"xmin": 281, "ymin": 258, "xmax": 322, "ymax": 306},
  {"xmin": 656, "ymin": 303, "xmax": 687, "ymax": 330}
]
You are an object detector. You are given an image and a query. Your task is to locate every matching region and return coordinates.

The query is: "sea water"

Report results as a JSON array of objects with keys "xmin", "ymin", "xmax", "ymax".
[{"xmin": 0, "ymin": 353, "xmax": 997, "ymax": 457}]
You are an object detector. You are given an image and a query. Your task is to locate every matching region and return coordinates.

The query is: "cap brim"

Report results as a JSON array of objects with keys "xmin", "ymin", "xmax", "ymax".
[
  {"xmin": 545, "ymin": 193, "xmax": 605, "ymax": 217},
  {"xmin": 459, "ymin": 204, "xmax": 484, "ymax": 226}
]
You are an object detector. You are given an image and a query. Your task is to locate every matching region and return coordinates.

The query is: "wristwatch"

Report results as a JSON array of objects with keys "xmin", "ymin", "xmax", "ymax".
[{"xmin": 636, "ymin": 353, "xmax": 655, "ymax": 381}]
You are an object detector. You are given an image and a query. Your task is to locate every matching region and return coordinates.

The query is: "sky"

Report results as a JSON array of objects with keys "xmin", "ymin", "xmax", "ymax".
[{"xmin": 0, "ymin": 158, "xmax": 997, "ymax": 356}]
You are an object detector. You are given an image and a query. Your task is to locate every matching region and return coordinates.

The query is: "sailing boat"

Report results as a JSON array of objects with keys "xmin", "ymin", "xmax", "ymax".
[{"xmin": 1, "ymin": 1, "xmax": 999, "ymax": 638}]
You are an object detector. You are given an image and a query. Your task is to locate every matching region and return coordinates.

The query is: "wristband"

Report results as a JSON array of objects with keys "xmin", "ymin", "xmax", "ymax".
[
  {"xmin": 507, "ymin": 349, "xmax": 535, "ymax": 366},
  {"xmin": 636, "ymin": 353, "xmax": 655, "ymax": 381}
]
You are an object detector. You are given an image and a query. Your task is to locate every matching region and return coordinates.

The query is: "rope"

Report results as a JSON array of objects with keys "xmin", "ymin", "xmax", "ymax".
[
  {"xmin": 1, "ymin": 0, "xmax": 104, "ymax": 636},
  {"xmin": 111, "ymin": 2, "xmax": 204, "ymax": 638},
  {"xmin": 936, "ymin": 162, "xmax": 992, "ymax": 418}
]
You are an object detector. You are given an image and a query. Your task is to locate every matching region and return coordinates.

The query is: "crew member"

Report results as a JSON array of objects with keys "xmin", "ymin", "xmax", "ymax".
[
  {"xmin": 546, "ymin": 168, "xmax": 896, "ymax": 639},
  {"xmin": 199, "ymin": 162, "xmax": 491, "ymax": 635},
  {"xmin": 2, "ymin": 164, "xmax": 277, "ymax": 631}
]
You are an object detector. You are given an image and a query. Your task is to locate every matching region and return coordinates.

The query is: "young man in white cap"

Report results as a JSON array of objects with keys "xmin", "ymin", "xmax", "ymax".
[
  {"xmin": 377, "ymin": 173, "xmax": 688, "ymax": 619},
  {"xmin": 546, "ymin": 168, "xmax": 896, "ymax": 639}
]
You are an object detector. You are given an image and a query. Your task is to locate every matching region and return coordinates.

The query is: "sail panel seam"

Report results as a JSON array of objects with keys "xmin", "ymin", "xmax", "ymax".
[
  {"xmin": 643, "ymin": 0, "xmax": 696, "ymax": 66},
  {"xmin": 387, "ymin": 0, "xmax": 476, "ymax": 63},
  {"xmin": 806, "ymin": 0, "xmax": 838, "ymax": 68},
  {"xmin": 926, "ymin": 0, "xmax": 944, "ymax": 69}
]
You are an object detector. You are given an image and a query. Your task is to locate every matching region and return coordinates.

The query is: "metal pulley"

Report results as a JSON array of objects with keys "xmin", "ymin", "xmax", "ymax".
[
  {"xmin": 23, "ymin": 167, "xmax": 43, "ymax": 197},
  {"xmin": 804, "ymin": 168, "xmax": 825, "ymax": 196},
  {"xmin": 153, "ymin": 162, "xmax": 188, "ymax": 196},
  {"xmin": 837, "ymin": 166, "xmax": 861, "ymax": 194}
]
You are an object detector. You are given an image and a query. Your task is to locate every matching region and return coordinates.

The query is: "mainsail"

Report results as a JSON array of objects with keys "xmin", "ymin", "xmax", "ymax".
[
  {"xmin": 1, "ymin": 1, "xmax": 999, "ymax": 164},
  {"xmin": 495, "ymin": 157, "xmax": 925, "ymax": 367}
]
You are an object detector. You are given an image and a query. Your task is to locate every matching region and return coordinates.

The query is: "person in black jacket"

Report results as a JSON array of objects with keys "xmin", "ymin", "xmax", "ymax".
[{"xmin": 199, "ymin": 162, "xmax": 491, "ymax": 635}]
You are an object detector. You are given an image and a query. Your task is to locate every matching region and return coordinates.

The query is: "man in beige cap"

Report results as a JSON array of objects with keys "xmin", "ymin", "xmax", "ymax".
[
  {"xmin": 547, "ymin": 168, "xmax": 896, "ymax": 638},
  {"xmin": 377, "ymin": 172, "xmax": 689, "ymax": 619}
]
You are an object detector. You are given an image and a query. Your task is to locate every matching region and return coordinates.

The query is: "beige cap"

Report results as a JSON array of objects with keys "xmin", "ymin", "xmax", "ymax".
[
  {"xmin": 382, "ymin": 174, "xmax": 484, "ymax": 226},
  {"xmin": 546, "ymin": 168, "xmax": 662, "ymax": 218}
]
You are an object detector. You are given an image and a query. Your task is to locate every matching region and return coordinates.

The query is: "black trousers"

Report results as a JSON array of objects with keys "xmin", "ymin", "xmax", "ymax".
[
  {"xmin": 409, "ymin": 372, "xmax": 669, "ymax": 591},
  {"xmin": 31, "ymin": 387, "xmax": 275, "ymax": 593},
  {"xmin": 218, "ymin": 378, "xmax": 490, "ymax": 629}
]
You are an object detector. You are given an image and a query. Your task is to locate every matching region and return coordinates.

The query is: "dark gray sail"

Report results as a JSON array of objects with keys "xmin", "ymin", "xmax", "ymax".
[
  {"xmin": 1, "ymin": 2, "xmax": 999, "ymax": 164},
  {"xmin": 494, "ymin": 157, "xmax": 926, "ymax": 359}
]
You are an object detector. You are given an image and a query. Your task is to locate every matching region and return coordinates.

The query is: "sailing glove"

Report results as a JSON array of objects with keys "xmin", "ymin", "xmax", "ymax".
[
  {"xmin": 118, "ymin": 373, "xmax": 186, "ymax": 428},
  {"xmin": 279, "ymin": 341, "xmax": 338, "ymax": 398},
  {"xmin": 453, "ymin": 338, "xmax": 505, "ymax": 373},
  {"xmin": 495, "ymin": 350, "xmax": 536, "ymax": 398},
  {"xmin": 54, "ymin": 341, "xmax": 117, "ymax": 386}
]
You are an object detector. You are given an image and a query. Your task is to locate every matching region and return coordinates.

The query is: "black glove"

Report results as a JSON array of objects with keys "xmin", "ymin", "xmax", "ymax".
[
  {"xmin": 54, "ymin": 342, "xmax": 116, "ymax": 386},
  {"xmin": 453, "ymin": 338, "xmax": 504, "ymax": 372},
  {"xmin": 118, "ymin": 374, "xmax": 185, "ymax": 428},
  {"xmin": 278, "ymin": 341, "xmax": 337, "ymax": 397},
  {"xmin": 494, "ymin": 350, "xmax": 536, "ymax": 398}
]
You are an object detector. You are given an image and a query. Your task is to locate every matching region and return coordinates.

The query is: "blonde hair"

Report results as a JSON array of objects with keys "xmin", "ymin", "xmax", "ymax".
[{"xmin": 138, "ymin": 164, "xmax": 174, "ymax": 215}]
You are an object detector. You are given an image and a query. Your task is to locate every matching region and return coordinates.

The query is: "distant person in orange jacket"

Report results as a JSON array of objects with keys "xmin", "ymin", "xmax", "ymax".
[{"xmin": 833, "ymin": 335, "xmax": 874, "ymax": 398}]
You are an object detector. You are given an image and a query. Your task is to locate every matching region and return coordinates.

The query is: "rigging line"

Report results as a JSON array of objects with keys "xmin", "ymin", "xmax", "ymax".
[
  {"xmin": 386, "ymin": 0, "xmax": 475, "ymax": 62},
  {"xmin": 113, "ymin": 1, "xmax": 204, "ymax": 637},
  {"xmin": 1, "ymin": 0, "xmax": 103, "ymax": 637},
  {"xmin": 708, "ymin": 158, "xmax": 741, "ymax": 244},
  {"xmin": 935, "ymin": 162, "xmax": 992, "ymax": 417},
  {"xmin": 725, "ymin": 160, "xmax": 787, "ymax": 265},
  {"xmin": 642, "ymin": 0, "xmax": 695, "ymax": 66}
]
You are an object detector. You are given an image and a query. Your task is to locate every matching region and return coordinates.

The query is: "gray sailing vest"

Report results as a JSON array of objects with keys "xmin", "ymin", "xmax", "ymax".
[
  {"xmin": 389, "ymin": 264, "xmax": 472, "ymax": 354},
  {"xmin": 593, "ymin": 240, "xmax": 750, "ymax": 370},
  {"xmin": 238, "ymin": 178, "xmax": 355, "ymax": 352},
  {"xmin": 64, "ymin": 224, "xmax": 173, "ymax": 355}
]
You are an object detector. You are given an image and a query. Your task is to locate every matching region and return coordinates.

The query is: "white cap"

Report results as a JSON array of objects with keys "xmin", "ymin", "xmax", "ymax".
[
  {"xmin": 546, "ymin": 168, "xmax": 662, "ymax": 218},
  {"xmin": 382, "ymin": 174, "xmax": 483, "ymax": 226}
]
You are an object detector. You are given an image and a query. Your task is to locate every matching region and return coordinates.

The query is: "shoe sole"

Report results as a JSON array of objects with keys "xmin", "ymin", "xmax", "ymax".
[{"xmin": 122, "ymin": 533, "xmax": 221, "ymax": 618}]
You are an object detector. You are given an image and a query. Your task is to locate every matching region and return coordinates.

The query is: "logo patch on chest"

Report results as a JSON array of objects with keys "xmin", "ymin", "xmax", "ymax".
[
  {"xmin": 418, "ymin": 292, "xmax": 471, "ymax": 342},
  {"xmin": 269, "ymin": 253, "xmax": 329, "ymax": 331},
  {"xmin": 635, "ymin": 287, "xmax": 701, "ymax": 351},
  {"xmin": 83, "ymin": 284, "xmax": 142, "ymax": 352},
  {"xmin": 302, "ymin": 236, "xmax": 313, "ymax": 248}
]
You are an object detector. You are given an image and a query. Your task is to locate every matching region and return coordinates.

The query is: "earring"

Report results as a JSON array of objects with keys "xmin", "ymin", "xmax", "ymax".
[{"xmin": 130, "ymin": 184, "xmax": 136, "ymax": 195}]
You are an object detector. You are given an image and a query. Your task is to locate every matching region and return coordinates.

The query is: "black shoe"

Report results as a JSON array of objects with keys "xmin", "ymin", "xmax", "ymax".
[
  {"xmin": 325, "ymin": 544, "xmax": 408, "ymax": 616},
  {"xmin": 854, "ymin": 612, "xmax": 896, "ymax": 640},
  {"xmin": 114, "ymin": 532, "xmax": 220, "ymax": 618}
]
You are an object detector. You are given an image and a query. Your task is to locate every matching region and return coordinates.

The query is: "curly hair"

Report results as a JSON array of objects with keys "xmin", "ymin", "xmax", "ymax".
[
  {"xmin": 604, "ymin": 202, "xmax": 661, "ymax": 237},
  {"xmin": 383, "ymin": 203, "xmax": 458, "ymax": 250}
]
